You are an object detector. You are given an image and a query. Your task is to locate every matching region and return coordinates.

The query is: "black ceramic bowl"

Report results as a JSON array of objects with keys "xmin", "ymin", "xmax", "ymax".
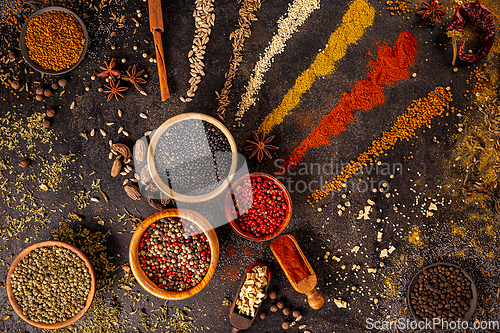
[
  {"xmin": 20, "ymin": 6, "xmax": 88, "ymax": 75},
  {"xmin": 407, "ymin": 262, "xmax": 477, "ymax": 332}
]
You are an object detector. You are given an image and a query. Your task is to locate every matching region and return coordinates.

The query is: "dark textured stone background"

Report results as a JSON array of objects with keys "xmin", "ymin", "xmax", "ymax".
[{"xmin": 1, "ymin": 0, "xmax": 500, "ymax": 332}]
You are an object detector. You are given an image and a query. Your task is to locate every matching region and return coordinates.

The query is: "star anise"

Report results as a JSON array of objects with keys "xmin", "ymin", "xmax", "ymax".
[
  {"xmin": 417, "ymin": 0, "xmax": 446, "ymax": 23},
  {"xmin": 123, "ymin": 65, "xmax": 147, "ymax": 95},
  {"xmin": 103, "ymin": 80, "xmax": 128, "ymax": 102},
  {"xmin": 98, "ymin": 58, "xmax": 120, "ymax": 79},
  {"xmin": 244, "ymin": 131, "xmax": 278, "ymax": 163}
]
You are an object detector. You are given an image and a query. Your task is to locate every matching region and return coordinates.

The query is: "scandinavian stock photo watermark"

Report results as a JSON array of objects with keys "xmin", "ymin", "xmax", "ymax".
[
  {"xmin": 366, "ymin": 317, "xmax": 500, "ymax": 331},
  {"xmin": 273, "ymin": 159, "xmax": 402, "ymax": 195}
]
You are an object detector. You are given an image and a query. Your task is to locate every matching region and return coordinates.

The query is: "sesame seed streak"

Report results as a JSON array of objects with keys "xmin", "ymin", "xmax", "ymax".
[{"xmin": 235, "ymin": 0, "xmax": 320, "ymax": 122}]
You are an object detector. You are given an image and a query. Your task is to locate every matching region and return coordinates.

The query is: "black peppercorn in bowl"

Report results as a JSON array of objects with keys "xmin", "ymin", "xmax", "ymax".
[
  {"xmin": 20, "ymin": 6, "xmax": 88, "ymax": 75},
  {"xmin": 129, "ymin": 208, "xmax": 219, "ymax": 300},
  {"xmin": 147, "ymin": 113, "xmax": 238, "ymax": 203},
  {"xmin": 407, "ymin": 262, "xmax": 477, "ymax": 331},
  {"xmin": 6, "ymin": 240, "xmax": 96, "ymax": 329}
]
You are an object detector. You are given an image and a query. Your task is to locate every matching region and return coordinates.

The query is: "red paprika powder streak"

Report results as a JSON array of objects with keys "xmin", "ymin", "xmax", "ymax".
[{"xmin": 280, "ymin": 31, "xmax": 417, "ymax": 172}]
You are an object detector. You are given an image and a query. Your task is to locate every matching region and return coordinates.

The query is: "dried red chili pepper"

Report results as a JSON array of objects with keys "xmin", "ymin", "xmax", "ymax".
[{"xmin": 446, "ymin": 3, "xmax": 495, "ymax": 64}]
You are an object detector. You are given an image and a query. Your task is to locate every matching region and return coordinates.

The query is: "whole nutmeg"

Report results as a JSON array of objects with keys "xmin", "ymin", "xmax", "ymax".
[
  {"xmin": 58, "ymin": 79, "xmax": 67, "ymax": 87},
  {"xmin": 282, "ymin": 322, "xmax": 290, "ymax": 329},
  {"xmin": 292, "ymin": 310, "xmax": 301, "ymax": 318},
  {"xmin": 19, "ymin": 159, "xmax": 29, "ymax": 168},
  {"xmin": 46, "ymin": 109, "xmax": 55, "ymax": 117},
  {"xmin": 259, "ymin": 312, "xmax": 265, "ymax": 320},
  {"xmin": 42, "ymin": 120, "xmax": 50, "ymax": 128},
  {"xmin": 277, "ymin": 301, "xmax": 284, "ymax": 309},
  {"xmin": 283, "ymin": 308, "xmax": 291, "ymax": 316},
  {"xmin": 269, "ymin": 291, "xmax": 277, "ymax": 300},
  {"xmin": 51, "ymin": 82, "xmax": 59, "ymax": 90},
  {"xmin": 8, "ymin": 51, "xmax": 15, "ymax": 60},
  {"xmin": 35, "ymin": 95, "xmax": 43, "ymax": 101},
  {"xmin": 270, "ymin": 305, "xmax": 278, "ymax": 312},
  {"xmin": 35, "ymin": 87, "xmax": 44, "ymax": 95},
  {"xmin": 43, "ymin": 89, "xmax": 52, "ymax": 97},
  {"xmin": 10, "ymin": 81, "xmax": 20, "ymax": 89}
]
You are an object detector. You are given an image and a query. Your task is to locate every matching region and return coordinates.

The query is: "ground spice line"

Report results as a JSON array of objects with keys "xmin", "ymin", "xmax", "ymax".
[
  {"xmin": 308, "ymin": 86, "xmax": 453, "ymax": 204},
  {"xmin": 257, "ymin": 0, "xmax": 375, "ymax": 135},
  {"xmin": 235, "ymin": 0, "xmax": 321, "ymax": 123},
  {"xmin": 215, "ymin": 0, "xmax": 263, "ymax": 120},
  {"xmin": 279, "ymin": 31, "xmax": 418, "ymax": 172}
]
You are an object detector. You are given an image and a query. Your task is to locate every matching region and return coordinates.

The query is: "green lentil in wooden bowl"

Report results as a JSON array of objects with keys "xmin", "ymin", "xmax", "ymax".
[{"xmin": 6, "ymin": 241, "xmax": 96, "ymax": 329}]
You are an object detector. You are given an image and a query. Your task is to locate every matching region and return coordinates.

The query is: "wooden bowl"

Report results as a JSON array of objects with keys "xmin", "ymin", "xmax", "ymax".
[
  {"xmin": 407, "ymin": 262, "xmax": 477, "ymax": 331},
  {"xmin": 226, "ymin": 172, "xmax": 292, "ymax": 242},
  {"xmin": 19, "ymin": 6, "xmax": 88, "ymax": 75},
  {"xmin": 147, "ymin": 113, "xmax": 238, "ymax": 203},
  {"xmin": 129, "ymin": 208, "xmax": 219, "ymax": 300},
  {"xmin": 6, "ymin": 240, "xmax": 96, "ymax": 329}
]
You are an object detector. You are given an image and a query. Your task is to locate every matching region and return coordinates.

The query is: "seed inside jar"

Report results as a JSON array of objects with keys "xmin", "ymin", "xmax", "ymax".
[
  {"xmin": 154, "ymin": 119, "xmax": 232, "ymax": 196},
  {"xmin": 138, "ymin": 217, "xmax": 211, "ymax": 291}
]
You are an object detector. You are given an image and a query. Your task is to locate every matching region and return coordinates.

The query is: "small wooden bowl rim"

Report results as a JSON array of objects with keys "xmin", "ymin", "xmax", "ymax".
[
  {"xmin": 225, "ymin": 172, "xmax": 292, "ymax": 242},
  {"xmin": 407, "ymin": 262, "xmax": 478, "ymax": 332},
  {"xmin": 147, "ymin": 113, "xmax": 238, "ymax": 203},
  {"xmin": 229, "ymin": 262, "xmax": 272, "ymax": 330},
  {"xmin": 6, "ymin": 240, "xmax": 96, "ymax": 329},
  {"xmin": 129, "ymin": 208, "xmax": 219, "ymax": 300},
  {"xmin": 19, "ymin": 6, "xmax": 89, "ymax": 75}
]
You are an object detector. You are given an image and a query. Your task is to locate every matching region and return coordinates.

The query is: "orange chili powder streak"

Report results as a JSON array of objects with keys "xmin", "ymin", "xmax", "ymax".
[{"xmin": 280, "ymin": 31, "xmax": 418, "ymax": 172}]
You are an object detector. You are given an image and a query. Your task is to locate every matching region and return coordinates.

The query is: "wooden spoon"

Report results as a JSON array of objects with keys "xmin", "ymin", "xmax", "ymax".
[
  {"xmin": 270, "ymin": 234, "xmax": 324, "ymax": 310},
  {"xmin": 229, "ymin": 262, "xmax": 271, "ymax": 333}
]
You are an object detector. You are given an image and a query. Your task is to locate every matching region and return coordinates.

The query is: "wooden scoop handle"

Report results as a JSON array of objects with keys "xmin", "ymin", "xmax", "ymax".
[
  {"xmin": 230, "ymin": 327, "xmax": 240, "ymax": 333},
  {"xmin": 306, "ymin": 288, "xmax": 324, "ymax": 310}
]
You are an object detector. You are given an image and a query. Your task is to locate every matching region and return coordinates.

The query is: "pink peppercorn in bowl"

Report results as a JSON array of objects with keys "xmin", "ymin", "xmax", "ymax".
[
  {"xmin": 225, "ymin": 172, "xmax": 292, "ymax": 242},
  {"xmin": 129, "ymin": 208, "xmax": 219, "ymax": 300}
]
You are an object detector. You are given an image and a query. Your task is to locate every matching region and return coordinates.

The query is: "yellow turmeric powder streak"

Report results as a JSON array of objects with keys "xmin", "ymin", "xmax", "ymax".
[
  {"xmin": 257, "ymin": 0, "xmax": 375, "ymax": 135},
  {"xmin": 308, "ymin": 87, "xmax": 453, "ymax": 204}
]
